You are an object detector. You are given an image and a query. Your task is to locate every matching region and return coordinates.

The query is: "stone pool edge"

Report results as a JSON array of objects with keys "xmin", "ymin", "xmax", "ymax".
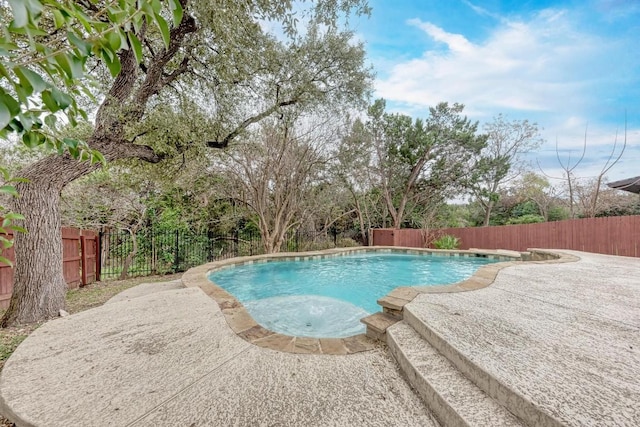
[
  {"xmin": 374, "ymin": 248, "xmax": 579, "ymax": 320},
  {"xmin": 181, "ymin": 247, "xmax": 579, "ymax": 355}
]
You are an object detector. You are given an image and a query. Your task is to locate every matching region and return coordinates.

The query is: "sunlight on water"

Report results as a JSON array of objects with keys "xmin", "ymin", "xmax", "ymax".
[{"xmin": 244, "ymin": 295, "xmax": 369, "ymax": 338}]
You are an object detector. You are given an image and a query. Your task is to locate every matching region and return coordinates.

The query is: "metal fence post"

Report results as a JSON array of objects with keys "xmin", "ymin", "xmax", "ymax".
[
  {"xmin": 234, "ymin": 229, "xmax": 239, "ymax": 257},
  {"xmin": 207, "ymin": 230, "xmax": 213, "ymax": 262},
  {"xmin": 150, "ymin": 226, "xmax": 156, "ymax": 275},
  {"xmin": 97, "ymin": 231, "xmax": 103, "ymax": 282},
  {"xmin": 174, "ymin": 230, "xmax": 179, "ymax": 272}
]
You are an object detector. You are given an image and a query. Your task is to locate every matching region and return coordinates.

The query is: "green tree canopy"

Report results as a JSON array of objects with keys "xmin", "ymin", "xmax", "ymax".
[
  {"xmin": 364, "ymin": 99, "xmax": 487, "ymax": 228},
  {"xmin": 1, "ymin": 0, "xmax": 372, "ymax": 326}
]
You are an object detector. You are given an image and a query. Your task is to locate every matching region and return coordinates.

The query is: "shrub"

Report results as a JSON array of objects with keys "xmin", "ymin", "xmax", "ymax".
[
  {"xmin": 336, "ymin": 237, "xmax": 359, "ymax": 247},
  {"xmin": 506, "ymin": 214, "xmax": 545, "ymax": 225},
  {"xmin": 548, "ymin": 206, "xmax": 569, "ymax": 221},
  {"xmin": 432, "ymin": 235, "xmax": 460, "ymax": 250}
]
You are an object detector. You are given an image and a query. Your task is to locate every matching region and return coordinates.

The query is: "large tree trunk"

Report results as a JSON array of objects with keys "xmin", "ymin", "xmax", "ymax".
[
  {"xmin": 0, "ymin": 139, "xmax": 164, "ymax": 326},
  {"xmin": 2, "ymin": 187, "xmax": 64, "ymax": 325},
  {"xmin": 261, "ymin": 227, "xmax": 276, "ymax": 254},
  {"xmin": 0, "ymin": 13, "xmax": 196, "ymax": 326},
  {"xmin": 1, "ymin": 157, "xmax": 95, "ymax": 326}
]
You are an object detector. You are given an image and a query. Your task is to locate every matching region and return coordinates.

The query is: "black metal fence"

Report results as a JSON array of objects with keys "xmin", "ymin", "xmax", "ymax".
[{"xmin": 99, "ymin": 228, "xmax": 358, "ymax": 279}]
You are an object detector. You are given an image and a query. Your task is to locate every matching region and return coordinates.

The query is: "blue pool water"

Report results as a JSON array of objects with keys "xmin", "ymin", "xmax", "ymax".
[{"xmin": 209, "ymin": 252, "xmax": 497, "ymax": 338}]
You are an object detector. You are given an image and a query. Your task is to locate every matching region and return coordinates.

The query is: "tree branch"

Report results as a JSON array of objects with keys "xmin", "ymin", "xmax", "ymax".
[
  {"xmin": 162, "ymin": 55, "xmax": 190, "ymax": 87},
  {"xmin": 207, "ymin": 99, "xmax": 298, "ymax": 149},
  {"xmin": 134, "ymin": 15, "xmax": 197, "ymax": 107},
  {"xmin": 97, "ymin": 140, "xmax": 166, "ymax": 163}
]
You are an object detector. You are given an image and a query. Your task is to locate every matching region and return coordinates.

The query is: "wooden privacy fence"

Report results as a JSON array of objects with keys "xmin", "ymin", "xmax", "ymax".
[
  {"xmin": 0, "ymin": 227, "xmax": 99, "ymax": 308},
  {"xmin": 371, "ymin": 215, "xmax": 640, "ymax": 258}
]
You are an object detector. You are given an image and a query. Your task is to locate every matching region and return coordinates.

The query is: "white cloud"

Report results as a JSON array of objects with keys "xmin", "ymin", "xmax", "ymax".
[
  {"xmin": 407, "ymin": 19, "xmax": 474, "ymax": 53},
  {"xmin": 374, "ymin": 8, "xmax": 639, "ymax": 182},
  {"xmin": 462, "ymin": 1, "xmax": 498, "ymax": 20},
  {"xmin": 376, "ymin": 10, "xmax": 605, "ymax": 113}
]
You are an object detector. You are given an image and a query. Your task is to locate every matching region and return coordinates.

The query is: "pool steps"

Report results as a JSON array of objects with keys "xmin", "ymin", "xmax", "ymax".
[
  {"xmin": 401, "ymin": 305, "xmax": 564, "ymax": 427},
  {"xmin": 363, "ymin": 285, "xmax": 533, "ymax": 426},
  {"xmin": 387, "ymin": 321, "xmax": 525, "ymax": 427},
  {"xmin": 360, "ymin": 286, "xmax": 418, "ymax": 339},
  {"xmin": 365, "ymin": 249, "xmax": 572, "ymax": 427},
  {"xmin": 360, "ymin": 312, "xmax": 398, "ymax": 341},
  {"xmin": 378, "ymin": 286, "xmax": 420, "ymax": 318}
]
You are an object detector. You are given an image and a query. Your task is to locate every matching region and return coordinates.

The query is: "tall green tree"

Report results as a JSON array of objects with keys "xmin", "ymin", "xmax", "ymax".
[
  {"xmin": 2, "ymin": 0, "xmax": 371, "ymax": 325},
  {"xmin": 1, "ymin": 0, "xmax": 183, "ymax": 324},
  {"xmin": 367, "ymin": 99, "xmax": 487, "ymax": 229}
]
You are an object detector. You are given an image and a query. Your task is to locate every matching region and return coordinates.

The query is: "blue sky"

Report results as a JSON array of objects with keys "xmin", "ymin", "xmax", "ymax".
[{"xmin": 353, "ymin": 0, "xmax": 640, "ymax": 183}]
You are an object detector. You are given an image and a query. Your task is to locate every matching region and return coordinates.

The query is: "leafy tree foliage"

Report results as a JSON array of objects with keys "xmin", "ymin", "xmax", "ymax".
[
  {"xmin": 469, "ymin": 115, "xmax": 542, "ymax": 226},
  {"xmin": 0, "ymin": 0, "xmax": 179, "ymax": 266},
  {"xmin": 365, "ymin": 99, "xmax": 487, "ymax": 228},
  {"xmin": 466, "ymin": 172, "xmax": 569, "ymax": 225},
  {"xmin": 2, "ymin": 0, "xmax": 371, "ymax": 325}
]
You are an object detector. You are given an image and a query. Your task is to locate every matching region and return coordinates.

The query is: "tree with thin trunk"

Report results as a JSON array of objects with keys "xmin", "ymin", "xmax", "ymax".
[
  {"xmin": 217, "ymin": 117, "xmax": 329, "ymax": 253},
  {"xmin": 512, "ymin": 172, "xmax": 562, "ymax": 222},
  {"xmin": 2, "ymin": 0, "xmax": 371, "ymax": 326},
  {"xmin": 538, "ymin": 123, "xmax": 626, "ymax": 219},
  {"xmin": 538, "ymin": 134, "xmax": 587, "ymax": 219},
  {"xmin": 469, "ymin": 115, "xmax": 542, "ymax": 226},
  {"xmin": 334, "ymin": 118, "xmax": 377, "ymax": 244}
]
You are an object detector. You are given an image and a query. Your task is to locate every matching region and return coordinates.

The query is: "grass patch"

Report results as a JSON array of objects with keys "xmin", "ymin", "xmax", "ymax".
[
  {"xmin": 0, "ymin": 335, "xmax": 26, "ymax": 361},
  {"xmin": 65, "ymin": 273, "xmax": 182, "ymax": 314},
  {"xmin": 0, "ymin": 328, "xmax": 33, "ymax": 366}
]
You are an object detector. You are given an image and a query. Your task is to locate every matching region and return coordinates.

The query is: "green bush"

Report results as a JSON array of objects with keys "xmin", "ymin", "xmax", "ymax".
[
  {"xmin": 432, "ymin": 235, "xmax": 460, "ymax": 250},
  {"xmin": 506, "ymin": 214, "xmax": 545, "ymax": 225},
  {"xmin": 336, "ymin": 237, "xmax": 360, "ymax": 247},
  {"xmin": 548, "ymin": 206, "xmax": 569, "ymax": 221}
]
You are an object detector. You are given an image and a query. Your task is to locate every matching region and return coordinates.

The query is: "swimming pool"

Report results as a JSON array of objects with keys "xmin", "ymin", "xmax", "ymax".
[{"xmin": 208, "ymin": 252, "xmax": 499, "ymax": 338}]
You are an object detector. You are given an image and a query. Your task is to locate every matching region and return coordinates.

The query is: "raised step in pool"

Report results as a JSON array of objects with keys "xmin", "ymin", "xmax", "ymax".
[{"xmin": 361, "ymin": 312, "xmax": 399, "ymax": 341}]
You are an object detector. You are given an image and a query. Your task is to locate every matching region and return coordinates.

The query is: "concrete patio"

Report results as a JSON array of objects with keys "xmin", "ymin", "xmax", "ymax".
[
  {"xmin": 0, "ymin": 283, "xmax": 435, "ymax": 426},
  {"xmin": 1, "ymin": 250, "xmax": 638, "ymax": 426},
  {"xmin": 390, "ymin": 250, "xmax": 640, "ymax": 426}
]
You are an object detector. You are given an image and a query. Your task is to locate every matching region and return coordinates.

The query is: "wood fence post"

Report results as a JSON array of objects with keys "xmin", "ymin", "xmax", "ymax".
[
  {"xmin": 80, "ymin": 235, "xmax": 89, "ymax": 286},
  {"xmin": 62, "ymin": 227, "xmax": 81, "ymax": 289},
  {"xmin": 80, "ymin": 230, "xmax": 99, "ymax": 285}
]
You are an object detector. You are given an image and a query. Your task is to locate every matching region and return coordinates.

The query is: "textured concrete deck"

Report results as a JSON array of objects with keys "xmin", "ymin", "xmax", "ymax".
[
  {"xmin": 2, "ymin": 250, "xmax": 639, "ymax": 426},
  {"xmin": 405, "ymin": 250, "xmax": 640, "ymax": 426},
  {"xmin": 0, "ymin": 284, "xmax": 436, "ymax": 426}
]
